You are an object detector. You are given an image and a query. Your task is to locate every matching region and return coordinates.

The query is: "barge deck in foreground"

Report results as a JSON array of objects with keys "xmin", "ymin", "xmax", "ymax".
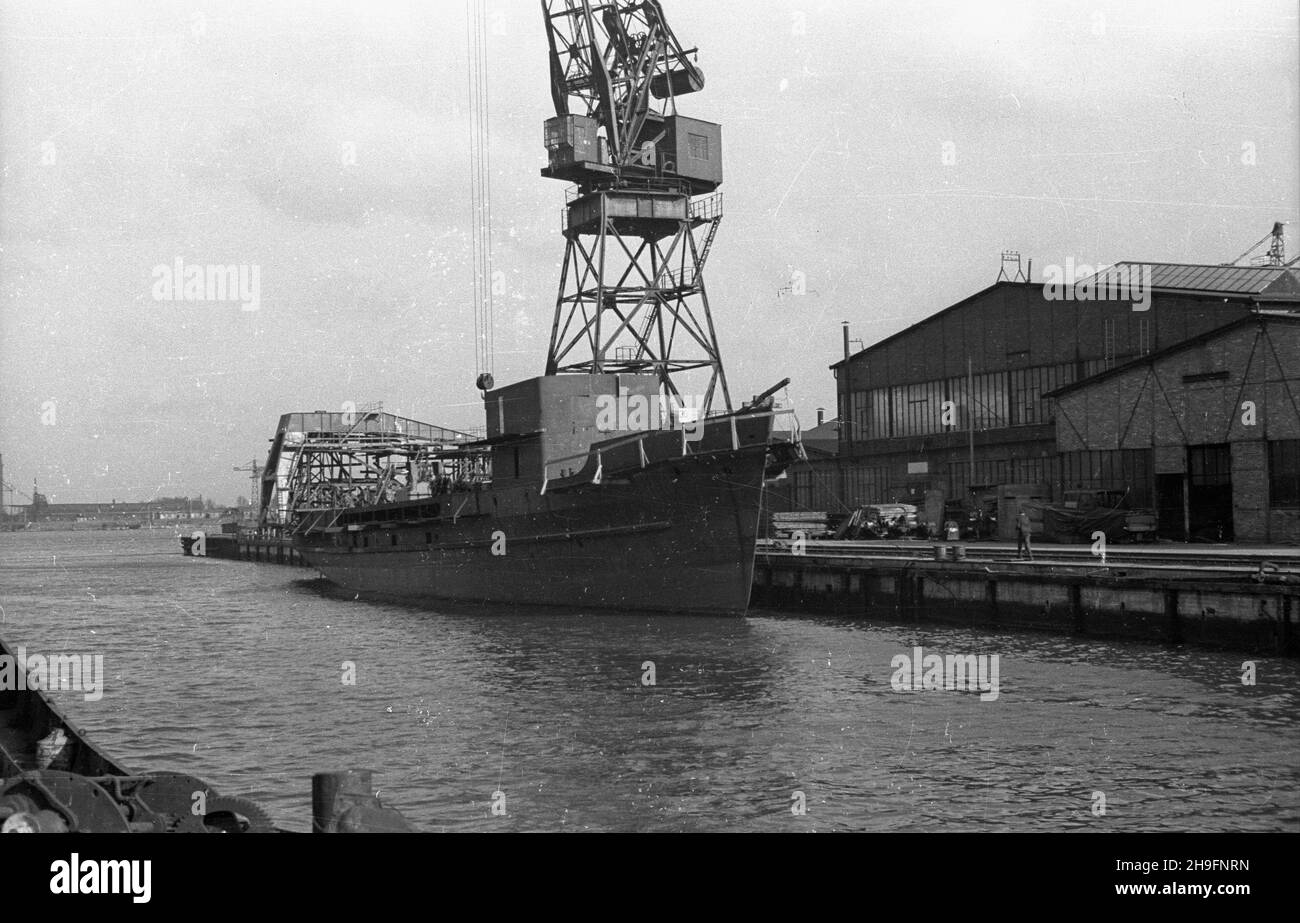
[{"xmin": 0, "ymin": 631, "xmax": 412, "ymax": 833}]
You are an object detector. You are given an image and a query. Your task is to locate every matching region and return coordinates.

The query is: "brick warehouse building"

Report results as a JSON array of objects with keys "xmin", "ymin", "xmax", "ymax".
[
  {"xmin": 768, "ymin": 262, "xmax": 1300, "ymax": 540},
  {"xmin": 1051, "ymin": 312, "xmax": 1300, "ymax": 542}
]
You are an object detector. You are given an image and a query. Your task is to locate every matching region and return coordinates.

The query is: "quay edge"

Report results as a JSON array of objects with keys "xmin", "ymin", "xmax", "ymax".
[{"xmin": 751, "ymin": 551, "xmax": 1299, "ymax": 656}]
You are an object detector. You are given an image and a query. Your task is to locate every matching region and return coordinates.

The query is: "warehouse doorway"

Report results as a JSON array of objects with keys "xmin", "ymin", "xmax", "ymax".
[
  {"xmin": 1155, "ymin": 474, "xmax": 1186, "ymax": 540},
  {"xmin": 1187, "ymin": 443, "xmax": 1233, "ymax": 542}
]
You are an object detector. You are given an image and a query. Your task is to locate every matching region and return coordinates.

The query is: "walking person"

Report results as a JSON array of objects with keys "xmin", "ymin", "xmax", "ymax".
[{"xmin": 1016, "ymin": 507, "xmax": 1034, "ymax": 561}]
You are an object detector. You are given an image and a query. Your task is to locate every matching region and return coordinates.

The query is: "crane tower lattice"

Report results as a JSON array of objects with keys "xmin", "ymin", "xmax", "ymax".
[{"xmin": 540, "ymin": 0, "xmax": 731, "ymax": 418}]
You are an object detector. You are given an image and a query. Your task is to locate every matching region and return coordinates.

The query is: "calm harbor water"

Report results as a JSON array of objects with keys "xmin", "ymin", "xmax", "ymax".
[{"xmin": 1, "ymin": 529, "xmax": 1297, "ymax": 832}]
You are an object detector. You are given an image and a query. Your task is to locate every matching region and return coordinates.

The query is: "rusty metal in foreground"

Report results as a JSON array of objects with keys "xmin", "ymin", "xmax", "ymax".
[{"xmin": 0, "ymin": 632, "xmax": 415, "ymax": 833}]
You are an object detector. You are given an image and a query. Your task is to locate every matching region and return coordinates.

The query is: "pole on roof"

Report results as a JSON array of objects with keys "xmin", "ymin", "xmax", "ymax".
[
  {"xmin": 842, "ymin": 322, "xmax": 852, "ymax": 449},
  {"xmin": 968, "ymin": 356, "xmax": 975, "ymax": 488}
]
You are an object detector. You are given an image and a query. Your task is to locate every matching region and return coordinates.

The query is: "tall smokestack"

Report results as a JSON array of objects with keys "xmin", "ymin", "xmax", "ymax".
[{"xmin": 842, "ymin": 321, "xmax": 850, "ymax": 360}]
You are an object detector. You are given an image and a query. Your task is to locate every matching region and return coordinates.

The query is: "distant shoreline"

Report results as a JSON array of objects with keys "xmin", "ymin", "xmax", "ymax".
[{"xmin": 0, "ymin": 520, "xmax": 218, "ymax": 533}]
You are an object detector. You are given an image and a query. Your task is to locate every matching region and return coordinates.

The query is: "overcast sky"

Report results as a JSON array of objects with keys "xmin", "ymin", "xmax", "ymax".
[{"xmin": 2, "ymin": 0, "xmax": 1297, "ymax": 504}]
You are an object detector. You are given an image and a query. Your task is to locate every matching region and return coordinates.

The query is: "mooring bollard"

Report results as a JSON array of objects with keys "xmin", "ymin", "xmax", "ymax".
[{"xmin": 312, "ymin": 770, "xmax": 415, "ymax": 833}]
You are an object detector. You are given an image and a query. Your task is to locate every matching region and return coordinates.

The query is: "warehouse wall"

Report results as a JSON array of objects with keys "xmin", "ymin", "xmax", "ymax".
[{"xmin": 1054, "ymin": 318, "xmax": 1300, "ymax": 542}]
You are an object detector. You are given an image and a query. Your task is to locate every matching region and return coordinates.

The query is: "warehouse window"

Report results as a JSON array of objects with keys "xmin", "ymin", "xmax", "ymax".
[
  {"xmin": 948, "ymin": 377, "xmax": 965, "ymax": 429},
  {"xmin": 907, "ymin": 383, "xmax": 929, "ymax": 436},
  {"xmin": 848, "ymin": 389, "xmax": 870, "ymax": 441},
  {"xmin": 1183, "ymin": 371, "xmax": 1230, "ymax": 384},
  {"xmin": 968, "ymin": 372, "xmax": 1009, "ymax": 429},
  {"xmin": 1010, "ymin": 367, "xmax": 1049, "ymax": 426},
  {"xmin": 856, "ymin": 363, "xmax": 1082, "ymax": 439},
  {"xmin": 1189, "ymin": 444, "xmax": 1231, "ymax": 487},
  {"xmin": 1270, "ymin": 440, "xmax": 1300, "ymax": 508},
  {"xmin": 868, "ymin": 388, "xmax": 891, "ymax": 439},
  {"xmin": 890, "ymin": 387, "xmax": 904, "ymax": 436},
  {"xmin": 892, "ymin": 381, "xmax": 940, "ymax": 437},
  {"xmin": 1058, "ymin": 449, "xmax": 1153, "ymax": 507}
]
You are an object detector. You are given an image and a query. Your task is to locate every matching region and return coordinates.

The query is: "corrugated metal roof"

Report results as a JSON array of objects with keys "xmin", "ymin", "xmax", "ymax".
[
  {"xmin": 1090, "ymin": 262, "xmax": 1295, "ymax": 296},
  {"xmin": 829, "ymin": 261, "xmax": 1300, "ymax": 370}
]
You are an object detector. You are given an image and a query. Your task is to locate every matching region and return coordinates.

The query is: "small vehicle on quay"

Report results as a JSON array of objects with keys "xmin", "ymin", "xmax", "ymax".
[{"xmin": 1031, "ymin": 488, "xmax": 1158, "ymax": 543}]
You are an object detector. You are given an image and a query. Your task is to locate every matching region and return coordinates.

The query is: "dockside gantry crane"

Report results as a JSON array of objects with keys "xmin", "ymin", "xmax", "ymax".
[{"xmin": 540, "ymin": 0, "xmax": 731, "ymax": 418}]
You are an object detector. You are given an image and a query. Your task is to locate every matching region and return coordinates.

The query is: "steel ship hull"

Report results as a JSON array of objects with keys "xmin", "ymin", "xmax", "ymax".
[{"xmin": 294, "ymin": 416, "xmax": 777, "ymax": 614}]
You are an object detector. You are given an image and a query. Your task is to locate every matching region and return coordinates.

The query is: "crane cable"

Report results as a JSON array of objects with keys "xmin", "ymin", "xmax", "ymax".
[{"xmin": 465, "ymin": 0, "xmax": 495, "ymax": 383}]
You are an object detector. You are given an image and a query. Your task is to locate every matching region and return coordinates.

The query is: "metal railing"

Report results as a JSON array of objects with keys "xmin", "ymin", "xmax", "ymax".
[
  {"xmin": 538, "ymin": 407, "xmax": 795, "ymax": 494},
  {"xmin": 558, "ymin": 188, "xmax": 723, "ymax": 234},
  {"xmin": 689, "ymin": 192, "xmax": 723, "ymax": 222}
]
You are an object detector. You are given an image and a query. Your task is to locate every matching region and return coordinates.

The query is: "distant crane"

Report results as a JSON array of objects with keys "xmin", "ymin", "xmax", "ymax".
[
  {"xmin": 1230, "ymin": 222, "xmax": 1288, "ymax": 266},
  {"xmin": 233, "ymin": 460, "xmax": 261, "ymax": 513},
  {"xmin": 0, "ymin": 479, "xmax": 37, "ymax": 525},
  {"xmin": 1, "ymin": 480, "xmax": 24, "ymax": 519}
]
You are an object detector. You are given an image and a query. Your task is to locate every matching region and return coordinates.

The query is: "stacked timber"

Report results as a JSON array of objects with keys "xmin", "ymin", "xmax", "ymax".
[{"xmin": 771, "ymin": 511, "xmax": 841, "ymax": 540}]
